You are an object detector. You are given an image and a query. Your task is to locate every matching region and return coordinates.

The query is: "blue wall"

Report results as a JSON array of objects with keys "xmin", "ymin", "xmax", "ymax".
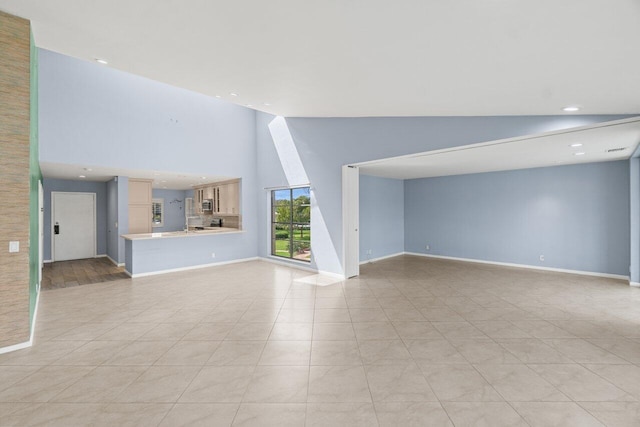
[
  {"xmin": 630, "ymin": 153, "xmax": 640, "ymax": 283},
  {"xmin": 255, "ymin": 113, "xmax": 631, "ymax": 275},
  {"xmin": 151, "ymin": 189, "xmax": 189, "ymax": 232},
  {"xmin": 43, "ymin": 178, "xmax": 108, "ymax": 261},
  {"xmin": 39, "ymin": 49, "xmax": 258, "ymax": 264},
  {"xmin": 404, "ymin": 161, "xmax": 630, "ymax": 275},
  {"xmin": 106, "ymin": 178, "xmax": 118, "ymax": 262},
  {"xmin": 359, "ymin": 174, "xmax": 404, "ymax": 262},
  {"xmin": 117, "ymin": 176, "xmax": 129, "ymax": 264},
  {"xmin": 37, "ymin": 48, "xmax": 636, "ymax": 277}
]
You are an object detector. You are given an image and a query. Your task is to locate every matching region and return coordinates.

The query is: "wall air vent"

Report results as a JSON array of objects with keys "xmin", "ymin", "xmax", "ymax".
[{"xmin": 606, "ymin": 147, "xmax": 627, "ymax": 153}]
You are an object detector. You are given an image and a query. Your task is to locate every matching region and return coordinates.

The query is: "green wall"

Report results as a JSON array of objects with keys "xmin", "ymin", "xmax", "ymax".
[{"xmin": 29, "ymin": 30, "xmax": 41, "ymax": 326}]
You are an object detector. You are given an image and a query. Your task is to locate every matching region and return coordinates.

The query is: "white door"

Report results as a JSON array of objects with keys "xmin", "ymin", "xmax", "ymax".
[
  {"xmin": 342, "ymin": 165, "xmax": 360, "ymax": 278},
  {"xmin": 52, "ymin": 192, "xmax": 96, "ymax": 261}
]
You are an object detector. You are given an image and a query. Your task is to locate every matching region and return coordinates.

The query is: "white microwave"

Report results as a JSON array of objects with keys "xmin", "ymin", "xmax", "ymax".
[{"xmin": 202, "ymin": 199, "xmax": 213, "ymax": 211}]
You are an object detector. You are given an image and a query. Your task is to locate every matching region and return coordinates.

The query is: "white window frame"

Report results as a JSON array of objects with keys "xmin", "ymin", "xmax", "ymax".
[
  {"xmin": 152, "ymin": 198, "xmax": 164, "ymax": 228},
  {"xmin": 269, "ymin": 186, "xmax": 311, "ymax": 263}
]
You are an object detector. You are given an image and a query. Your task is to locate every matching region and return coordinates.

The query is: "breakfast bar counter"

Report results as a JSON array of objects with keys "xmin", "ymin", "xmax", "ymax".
[{"xmin": 122, "ymin": 227, "xmax": 249, "ymax": 277}]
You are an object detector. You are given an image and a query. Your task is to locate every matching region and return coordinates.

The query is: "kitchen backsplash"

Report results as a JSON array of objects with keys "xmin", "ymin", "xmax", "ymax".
[{"xmin": 202, "ymin": 214, "xmax": 240, "ymax": 229}]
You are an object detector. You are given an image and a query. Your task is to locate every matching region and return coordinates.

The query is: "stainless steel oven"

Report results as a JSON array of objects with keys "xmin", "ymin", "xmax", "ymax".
[{"xmin": 202, "ymin": 199, "xmax": 213, "ymax": 212}]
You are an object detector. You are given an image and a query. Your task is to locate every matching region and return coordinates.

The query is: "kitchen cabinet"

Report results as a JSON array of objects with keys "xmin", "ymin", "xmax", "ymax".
[
  {"xmin": 193, "ymin": 179, "xmax": 240, "ymax": 215},
  {"xmin": 204, "ymin": 186, "xmax": 214, "ymax": 200},
  {"xmin": 218, "ymin": 182, "xmax": 239, "ymax": 214},
  {"xmin": 193, "ymin": 188, "xmax": 206, "ymax": 215},
  {"xmin": 128, "ymin": 179, "xmax": 152, "ymax": 233},
  {"xmin": 129, "ymin": 205, "xmax": 152, "ymax": 233}
]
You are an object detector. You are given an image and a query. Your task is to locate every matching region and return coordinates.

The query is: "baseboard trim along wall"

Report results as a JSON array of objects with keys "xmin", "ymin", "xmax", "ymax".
[
  {"xmin": 105, "ymin": 255, "xmax": 125, "ymax": 267},
  {"xmin": 29, "ymin": 287, "xmax": 40, "ymax": 344},
  {"xmin": 0, "ymin": 341, "xmax": 31, "ymax": 355},
  {"xmin": 360, "ymin": 252, "xmax": 405, "ymax": 265},
  {"xmin": 128, "ymin": 257, "xmax": 260, "ymax": 278},
  {"xmin": 630, "ymin": 281, "xmax": 640, "ymax": 287},
  {"xmin": 260, "ymin": 257, "xmax": 346, "ymax": 280},
  {"xmin": 0, "ymin": 285, "xmax": 40, "ymax": 355},
  {"xmin": 404, "ymin": 252, "xmax": 629, "ymax": 281}
]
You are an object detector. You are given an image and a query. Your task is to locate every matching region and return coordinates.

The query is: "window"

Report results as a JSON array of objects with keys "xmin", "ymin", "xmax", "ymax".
[
  {"xmin": 152, "ymin": 198, "xmax": 164, "ymax": 228},
  {"xmin": 271, "ymin": 187, "xmax": 311, "ymax": 261}
]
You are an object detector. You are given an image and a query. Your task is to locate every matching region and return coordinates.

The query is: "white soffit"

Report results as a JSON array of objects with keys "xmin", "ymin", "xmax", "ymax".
[
  {"xmin": 0, "ymin": 0, "xmax": 639, "ymax": 117},
  {"xmin": 358, "ymin": 117, "xmax": 640, "ymax": 179},
  {"xmin": 39, "ymin": 162, "xmax": 233, "ymax": 190}
]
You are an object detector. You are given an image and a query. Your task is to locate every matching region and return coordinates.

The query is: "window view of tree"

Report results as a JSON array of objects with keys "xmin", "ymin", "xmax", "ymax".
[{"xmin": 272, "ymin": 187, "xmax": 311, "ymax": 261}]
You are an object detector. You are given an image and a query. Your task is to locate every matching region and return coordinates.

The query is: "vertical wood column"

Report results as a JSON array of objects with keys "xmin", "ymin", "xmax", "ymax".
[{"xmin": 0, "ymin": 11, "xmax": 32, "ymax": 348}]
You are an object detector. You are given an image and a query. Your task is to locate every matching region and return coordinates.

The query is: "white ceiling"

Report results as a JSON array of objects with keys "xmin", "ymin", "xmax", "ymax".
[
  {"xmin": 358, "ymin": 117, "xmax": 640, "ymax": 179},
  {"xmin": 39, "ymin": 162, "xmax": 233, "ymax": 190},
  {"xmin": 1, "ymin": 0, "xmax": 639, "ymax": 117}
]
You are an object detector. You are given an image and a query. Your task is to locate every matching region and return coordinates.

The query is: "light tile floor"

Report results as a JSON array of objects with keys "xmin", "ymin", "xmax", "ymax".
[{"xmin": 2, "ymin": 255, "xmax": 640, "ymax": 426}]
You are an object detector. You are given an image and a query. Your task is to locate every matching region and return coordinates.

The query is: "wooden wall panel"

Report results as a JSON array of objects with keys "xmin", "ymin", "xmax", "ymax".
[{"xmin": 0, "ymin": 11, "xmax": 32, "ymax": 347}]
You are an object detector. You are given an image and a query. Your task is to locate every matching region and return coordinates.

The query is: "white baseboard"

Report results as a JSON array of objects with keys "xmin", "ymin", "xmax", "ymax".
[
  {"xmin": 129, "ymin": 257, "xmax": 260, "ymax": 278},
  {"xmin": 29, "ymin": 287, "xmax": 40, "ymax": 343},
  {"xmin": 43, "ymin": 259, "xmax": 52, "ymax": 264},
  {"xmin": 105, "ymin": 255, "xmax": 125, "ymax": 267},
  {"xmin": 0, "ymin": 341, "xmax": 32, "ymax": 355},
  {"xmin": 404, "ymin": 252, "xmax": 629, "ymax": 281},
  {"xmin": 630, "ymin": 281, "xmax": 640, "ymax": 287},
  {"xmin": 0, "ymin": 288, "xmax": 40, "ymax": 355},
  {"xmin": 360, "ymin": 252, "xmax": 405, "ymax": 265},
  {"xmin": 260, "ymin": 256, "xmax": 345, "ymax": 280}
]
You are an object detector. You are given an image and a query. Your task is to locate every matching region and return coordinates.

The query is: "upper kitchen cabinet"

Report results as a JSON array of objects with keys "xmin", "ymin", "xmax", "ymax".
[
  {"xmin": 218, "ymin": 181, "xmax": 239, "ymax": 214},
  {"xmin": 193, "ymin": 179, "xmax": 240, "ymax": 216},
  {"xmin": 129, "ymin": 179, "xmax": 152, "ymax": 204}
]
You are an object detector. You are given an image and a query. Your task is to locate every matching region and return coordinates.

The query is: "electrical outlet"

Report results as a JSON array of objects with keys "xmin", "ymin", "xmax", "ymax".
[
  {"xmin": 425, "ymin": 244, "xmax": 430, "ymax": 251},
  {"xmin": 539, "ymin": 255, "xmax": 544, "ymax": 262},
  {"xmin": 211, "ymin": 252, "xmax": 216, "ymax": 258},
  {"xmin": 9, "ymin": 241, "xmax": 19, "ymax": 253}
]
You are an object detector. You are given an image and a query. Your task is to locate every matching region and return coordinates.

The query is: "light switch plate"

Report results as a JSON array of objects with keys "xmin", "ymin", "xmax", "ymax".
[{"xmin": 9, "ymin": 241, "xmax": 19, "ymax": 253}]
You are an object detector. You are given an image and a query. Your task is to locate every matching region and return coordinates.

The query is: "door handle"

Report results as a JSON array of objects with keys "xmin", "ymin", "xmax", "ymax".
[{"xmin": 54, "ymin": 224, "xmax": 60, "ymax": 235}]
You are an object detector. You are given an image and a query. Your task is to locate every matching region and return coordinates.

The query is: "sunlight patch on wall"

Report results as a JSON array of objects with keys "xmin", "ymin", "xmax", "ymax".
[
  {"xmin": 268, "ymin": 117, "xmax": 343, "ymax": 276},
  {"xmin": 268, "ymin": 116, "xmax": 309, "ymax": 186}
]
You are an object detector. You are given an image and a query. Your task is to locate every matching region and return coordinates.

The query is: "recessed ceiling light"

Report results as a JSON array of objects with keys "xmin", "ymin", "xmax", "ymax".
[
  {"xmin": 161, "ymin": 180, "xmax": 167, "ymax": 183},
  {"xmin": 215, "ymin": 95, "xmax": 221, "ymax": 98},
  {"xmin": 230, "ymin": 92, "xmax": 238, "ymax": 97},
  {"xmin": 201, "ymin": 176, "xmax": 206, "ymax": 179},
  {"xmin": 95, "ymin": 58, "xmax": 108, "ymax": 65},
  {"xmin": 574, "ymin": 152, "xmax": 586, "ymax": 156},
  {"xmin": 263, "ymin": 103, "xmax": 271, "ymax": 106},
  {"xmin": 78, "ymin": 175, "xmax": 86, "ymax": 178},
  {"xmin": 569, "ymin": 143, "xmax": 583, "ymax": 148},
  {"xmin": 246, "ymin": 104, "xmax": 253, "ymax": 107},
  {"xmin": 563, "ymin": 106, "xmax": 580, "ymax": 112}
]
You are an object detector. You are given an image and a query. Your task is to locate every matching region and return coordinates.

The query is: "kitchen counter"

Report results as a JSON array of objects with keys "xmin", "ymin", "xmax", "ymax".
[
  {"xmin": 122, "ymin": 227, "xmax": 242, "ymax": 240},
  {"xmin": 122, "ymin": 226, "xmax": 250, "ymax": 277}
]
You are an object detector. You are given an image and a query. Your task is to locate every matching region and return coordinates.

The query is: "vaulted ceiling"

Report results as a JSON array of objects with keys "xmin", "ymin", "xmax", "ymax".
[{"xmin": 1, "ymin": 0, "xmax": 639, "ymax": 117}]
